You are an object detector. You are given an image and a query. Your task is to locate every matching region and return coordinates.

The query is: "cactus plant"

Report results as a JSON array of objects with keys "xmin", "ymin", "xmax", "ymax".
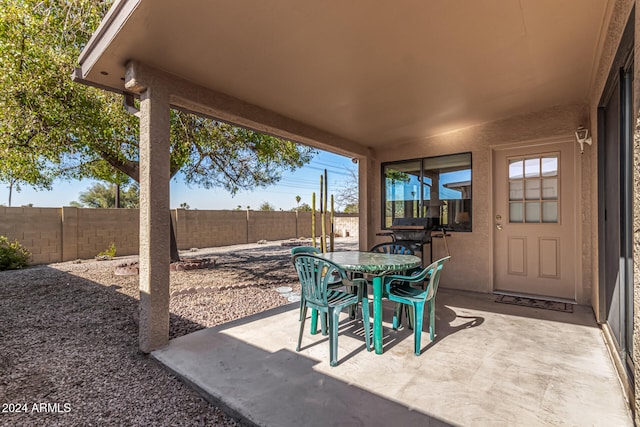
[
  {"xmin": 311, "ymin": 169, "xmax": 334, "ymax": 253},
  {"xmin": 330, "ymin": 194, "xmax": 335, "ymax": 252},
  {"xmin": 320, "ymin": 173, "xmax": 326, "ymax": 252},
  {"xmin": 312, "ymin": 192, "xmax": 316, "ymax": 248}
]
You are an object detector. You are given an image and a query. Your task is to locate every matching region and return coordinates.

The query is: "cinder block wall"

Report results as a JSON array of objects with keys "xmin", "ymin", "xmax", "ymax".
[
  {"xmin": 75, "ymin": 207, "xmax": 139, "ymax": 259},
  {"xmin": 249, "ymin": 211, "xmax": 297, "ymax": 242},
  {"xmin": 297, "ymin": 212, "xmax": 312, "ymax": 237},
  {"xmin": 0, "ymin": 207, "xmax": 62, "ymax": 264},
  {"xmin": 176, "ymin": 209, "xmax": 248, "ymax": 249},
  {"xmin": 0, "ymin": 207, "xmax": 359, "ymax": 265}
]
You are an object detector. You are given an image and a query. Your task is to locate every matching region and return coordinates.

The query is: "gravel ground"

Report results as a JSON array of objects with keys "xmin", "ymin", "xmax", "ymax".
[{"xmin": 0, "ymin": 237, "xmax": 357, "ymax": 426}]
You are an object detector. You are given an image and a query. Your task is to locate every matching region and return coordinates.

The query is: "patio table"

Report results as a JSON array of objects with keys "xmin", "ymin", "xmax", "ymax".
[{"xmin": 315, "ymin": 251, "xmax": 421, "ymax": 354}]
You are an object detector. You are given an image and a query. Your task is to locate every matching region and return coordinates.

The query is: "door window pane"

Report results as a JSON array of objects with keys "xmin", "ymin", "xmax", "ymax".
[
  {"xmin": 541, "ymin": 157, "xmax": 558, "ymax": 176},
  {"xmin": 510, "ymin": 202, "xmax": 523, "ymax": 222},
  {"xmin": 542, "ymin": 202, "xmax": 558, "ymax": 222},
  {"xmin": 509, "ymin": 160, "xmax": 523, "ymax": 179},
  {"xmin": 542, "ymin": 178, "xmax": 558, "ymax": 199},
  {"xmin": 525, "ymin": 180, "xmax": 541, "ymax": 200},
  {"xmin": 509, "ymin": 181, "xmax": 523, "ymax": 200},
  {"xmin": 525, "ymin": 202, "xmax": 540, "ymax": 222},
  {"xmin": 524, "ymin": 158, "xmax": 540, "ymax": 178}
]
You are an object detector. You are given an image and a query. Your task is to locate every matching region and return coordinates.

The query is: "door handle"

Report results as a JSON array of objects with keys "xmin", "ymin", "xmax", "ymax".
[{"xmin": 496, "ymin": 224, "xmax": 503, "ymax": 230}]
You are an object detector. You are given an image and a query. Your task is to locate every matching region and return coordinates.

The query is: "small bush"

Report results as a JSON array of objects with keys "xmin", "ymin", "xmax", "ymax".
[
  {"xmin": 97, "ymin": 242, "xmax": 117, "ymax": 259},
  {"xmin": 0, "ymin": 236, "xmax": 31, "ymax": 270}
]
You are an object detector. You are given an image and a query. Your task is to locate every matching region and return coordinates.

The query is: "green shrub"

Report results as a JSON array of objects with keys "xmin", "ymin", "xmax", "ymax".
[
  {"xmin": 97, "ymin": 242, "xmax": 117, "ymax": 259},
  {"xmin": 0, "ymin": 236, "xmax": 31, "ymax": 270}
]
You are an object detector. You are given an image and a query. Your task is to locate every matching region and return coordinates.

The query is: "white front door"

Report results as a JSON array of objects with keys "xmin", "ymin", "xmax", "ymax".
[{"xmin": 492, "ymin": 142, "xmax": 576, "ymax": 301}]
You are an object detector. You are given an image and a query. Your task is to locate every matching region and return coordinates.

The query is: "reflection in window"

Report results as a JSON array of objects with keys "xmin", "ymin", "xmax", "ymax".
[
  {"xmin": 382, "ymin": 153, "xmax": 472, "ymax": 231},
  {"xmin": 508, "ymin": 154, "xmax": 559, "ymax": 223}
]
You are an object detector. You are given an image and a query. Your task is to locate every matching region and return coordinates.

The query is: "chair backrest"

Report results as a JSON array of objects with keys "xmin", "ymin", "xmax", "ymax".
[
  {"xmin": 424, "ymin": 256, "xmax": 450, "ymax": 301},
  {"xmin": 290, "ymin": 246, "xmax": 320, "ymax": 255},
  {"xmin": 369, "ymin": 242, "xmax": 414, "ymax": 255},
  {"xmin": 290, "ymin": 246, "xmax": 320, "ymax": 266},
  {"xmin": 292, "ymin": 254, "xmax": 347, "ymax": 307}
]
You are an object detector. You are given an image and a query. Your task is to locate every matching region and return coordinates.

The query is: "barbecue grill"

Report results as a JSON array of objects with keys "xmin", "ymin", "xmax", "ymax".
[
  {"xmin": 384, "ymin": 217, "xmax": 446, "ymax": 264},
  {"xmin": 391, "ymin": 217, "xmax": 436, "ymax": 247}
]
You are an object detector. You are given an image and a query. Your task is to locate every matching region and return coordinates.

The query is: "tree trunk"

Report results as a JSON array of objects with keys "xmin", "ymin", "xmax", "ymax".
[
  {"xmin": 115, "ymin": 183, "xmax": 121, "ymax": 208},
  {"xmin": 169, "ymin": 214, "xmax": 180, "ymax": 262}
]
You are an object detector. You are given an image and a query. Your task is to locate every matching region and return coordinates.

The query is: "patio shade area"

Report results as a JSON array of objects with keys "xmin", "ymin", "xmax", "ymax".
[
  {"xmin": 75, "ymin": 0, "xmax": 607, "ymax": 149},
  {"xmin": 153, "ymin": 289, "xmax": 632, "ymax": 426}
]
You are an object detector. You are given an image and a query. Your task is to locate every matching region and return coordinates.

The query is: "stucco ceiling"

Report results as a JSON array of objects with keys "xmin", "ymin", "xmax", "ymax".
[{"xmin": 77, "ymin": 0, "xmax": 611, "ymax": 148}]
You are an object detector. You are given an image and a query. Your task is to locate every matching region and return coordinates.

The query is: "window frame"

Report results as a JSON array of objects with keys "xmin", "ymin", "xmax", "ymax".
[{"xmin": 380, "ymin": 152, "xmax": 473, "ymax": 232}]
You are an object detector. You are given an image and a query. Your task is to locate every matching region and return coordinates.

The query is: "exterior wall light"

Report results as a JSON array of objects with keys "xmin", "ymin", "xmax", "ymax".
[{"xmin": 575, "ymin": 126, "xmax": 592, "ymax": 154}]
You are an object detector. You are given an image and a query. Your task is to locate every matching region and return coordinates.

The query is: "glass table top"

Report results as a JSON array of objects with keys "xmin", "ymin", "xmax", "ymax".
[{"xmin": 316, "ymin": 251, "xmax": 421, "ymax": 273}]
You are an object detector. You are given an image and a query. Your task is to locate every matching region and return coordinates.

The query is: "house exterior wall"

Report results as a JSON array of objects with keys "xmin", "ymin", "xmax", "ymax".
[
  {"xmin": 361, "ymin": 0, "xmax": 638, "ymax": 414},
  {"xmin": 583, "ymin": 0, "xmax": 636, "ymax": 414},
  {"xmin": 0, "ymin": 207, "xmax": 356, "ymax": 265},
  {"xmin": 371, "ymin": 104, "xmax": 589, "ymax": 301}
]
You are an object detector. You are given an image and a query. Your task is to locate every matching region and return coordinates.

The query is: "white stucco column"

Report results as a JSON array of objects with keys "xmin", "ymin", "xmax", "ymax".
[{"xmin": 138, "ymin": 84, "xmax": 171, "ymax": 353}]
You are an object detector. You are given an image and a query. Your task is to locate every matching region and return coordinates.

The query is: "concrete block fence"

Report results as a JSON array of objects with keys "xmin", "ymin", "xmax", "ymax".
[{"xmin": 0, "ymin": 206, "xmax": 358, "ymax": 265}]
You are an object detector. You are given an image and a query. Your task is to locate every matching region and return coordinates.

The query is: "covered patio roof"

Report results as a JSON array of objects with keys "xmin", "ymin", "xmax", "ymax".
[
  {"xmin": 75, "ymin": 0, "xmax": 611, "ymax": 151},
  {"xmin": 72, "ymin": 0, "xmax": 629, "ymax": 366}
]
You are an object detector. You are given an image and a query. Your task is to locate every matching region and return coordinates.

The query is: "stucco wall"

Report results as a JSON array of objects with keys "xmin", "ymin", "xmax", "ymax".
[
  {"xmin": 372, "ymin": 104, "xmax": 589, "ymax": 300},
  {"xmin": 0, "ymin": 207, "xmax": 357, "ymax": 265},
  {"xmin": 583, "ymin": 0, "xmax": 636, "ymax": 414}
]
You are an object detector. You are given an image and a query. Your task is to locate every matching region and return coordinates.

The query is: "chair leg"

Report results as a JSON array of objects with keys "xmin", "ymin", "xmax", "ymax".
[
  {"xmin": 310, "ymin": 309, "xmax": 318, "ymax": 334},
  {"xmin": 412, "ymin": 302, "xmax": 425, "ymax": 356},
  {"xmin": 297, "ymin": 306, "xmax": 308, "ymax": 352},
  {"xmin": 348, "ymin": 284, "xmax": 360, "ymax": 320},
  {"xmin": 320, "ymin": 312, "xmax": 328, "ymax": 336},
  {"xmin": 309, "ymin": 310, "xmax": 329, "ymax": 336},
  {"xmin": 361, "ymin": 298, "xmax": 371, "ymax": 351},
  {"xmin": 329, "ymin": 307, "xmax": 340, "ymax": 367},
  {"xmin": 407, "ymin": 305, "xmax": 414, "ymax": 330},
  {"xmin": 428, "ymin": 298, "xmax": 436, "ymax": 341},
  {"xmin": 392, "ymin": 303, "xmax": 403, "ymax": 330}
]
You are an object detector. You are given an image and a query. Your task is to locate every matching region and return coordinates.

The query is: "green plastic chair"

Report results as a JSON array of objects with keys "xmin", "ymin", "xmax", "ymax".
[
  {"xmin": 383, "ymin": 256, "xmax": 450, "ymax": 356},
  {"xmin": 290, "ymin": 246, "xmax": 343, "ymax": 335},
  {"xmin": 290, "ymin": 246, "xmax": 321, "ymax": 256},
  {"xmin": 367, "ymin": 242, "xmax": 418, "ymax": 297},
  {"xmin": 292, "ymin": 254, "xmax": 371, "ymax": 366},
  {"xmin": 369, "ymin": 242, "xmax": 415, "ymax": 255}
]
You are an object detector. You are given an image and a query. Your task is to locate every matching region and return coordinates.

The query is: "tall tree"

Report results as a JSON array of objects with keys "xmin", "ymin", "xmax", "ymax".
[
  {"xmin": 72, "ymin": 182, "xmax": 139, "ymax": 209},
  {"xmin": 259, "ymin": 201, "xmax": 275, "ymax": 211},
  {"xmin": 335, "ymin": 167, "xmax": 359, "ymax": 213},
  {"xmin": 291, "ymin": 202, "xmax": 312, "ymax": 212},
  {"xmin": 0, "ymin": 1, "xmax": 315, "ymax": 260}
]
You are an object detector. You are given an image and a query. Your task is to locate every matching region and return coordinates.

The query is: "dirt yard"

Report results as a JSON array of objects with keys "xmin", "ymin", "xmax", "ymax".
[{"xmin": 0, "ymin": 237, "xmax": 357, "ymax": 426}]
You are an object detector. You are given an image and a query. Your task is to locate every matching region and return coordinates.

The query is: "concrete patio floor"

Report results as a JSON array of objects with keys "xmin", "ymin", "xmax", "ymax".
[{"xmin": 153, "ymin": 289, "xmax": 632, "ymax": 426}]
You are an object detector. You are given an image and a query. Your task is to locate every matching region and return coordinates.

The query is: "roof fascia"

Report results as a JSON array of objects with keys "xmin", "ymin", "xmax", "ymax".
[{"xmin": 76, "ymin": 0, "xmax": 141, "ymax": 79}]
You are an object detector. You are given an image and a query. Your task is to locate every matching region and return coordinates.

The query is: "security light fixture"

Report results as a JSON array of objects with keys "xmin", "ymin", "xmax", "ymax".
[{"xmin": 575, "ymin": 126, "xmax": 592, "ymax": 154}]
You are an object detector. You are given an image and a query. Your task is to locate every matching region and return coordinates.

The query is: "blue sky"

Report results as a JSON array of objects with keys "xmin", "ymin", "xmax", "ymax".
[{"xmin": 0, "ymin": 150, "xmax": 356, "ymax": 211}]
